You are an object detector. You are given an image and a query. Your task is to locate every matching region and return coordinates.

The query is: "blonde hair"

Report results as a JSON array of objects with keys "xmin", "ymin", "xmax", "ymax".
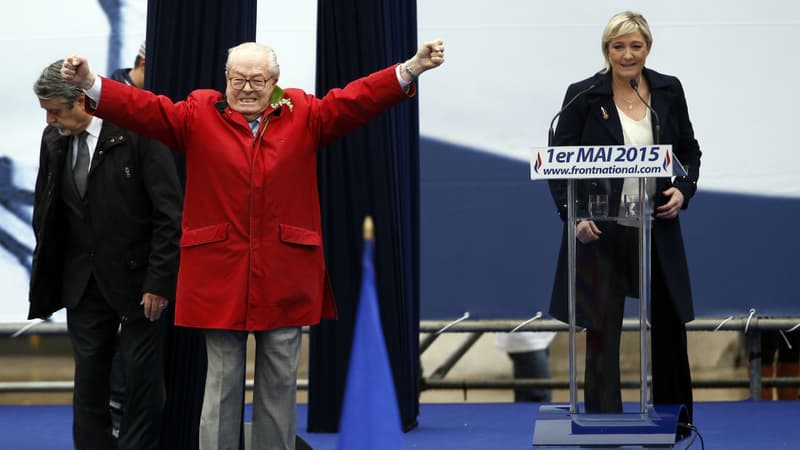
[{"xmin": 600, "ymin": 11, "xmax": 653, "ymax": 73}]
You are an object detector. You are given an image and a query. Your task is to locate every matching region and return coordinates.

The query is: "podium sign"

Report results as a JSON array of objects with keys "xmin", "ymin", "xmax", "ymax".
[
  {"xmin": 530, "ymin": 145, "xmax": 680, "ymax": 180},
  {"xmin": 531, "ymin": 145, "xmax": 687, "ymax": 448}
]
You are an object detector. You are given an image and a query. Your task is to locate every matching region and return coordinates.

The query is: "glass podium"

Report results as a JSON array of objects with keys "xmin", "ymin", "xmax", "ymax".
[{"xmin": 530, "ymin": 146, "xmax": 688, "ymax": 448}]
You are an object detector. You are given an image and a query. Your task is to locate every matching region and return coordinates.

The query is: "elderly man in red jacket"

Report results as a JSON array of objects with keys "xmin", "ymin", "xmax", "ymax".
[{"xmin": 61, "ymin": 39, "xmax": 444, "ymax": 450}]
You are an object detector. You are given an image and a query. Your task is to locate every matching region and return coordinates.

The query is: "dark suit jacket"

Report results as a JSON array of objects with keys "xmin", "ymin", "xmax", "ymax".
[
  {"xmin": 28, "ymin": 120, "xmax": 183, "ymax": 321},
  {"xmin": 548, "ymin": 68, "xmax": 702, "ymax": 329}
]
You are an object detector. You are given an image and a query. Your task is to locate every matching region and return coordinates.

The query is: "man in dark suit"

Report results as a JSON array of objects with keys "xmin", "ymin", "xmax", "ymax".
[{"xmin": 29, "ymin": 60, "xmax": 183, "ymax": 450}]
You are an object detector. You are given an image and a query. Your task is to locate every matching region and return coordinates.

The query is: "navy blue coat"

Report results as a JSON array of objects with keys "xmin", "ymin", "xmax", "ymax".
[{"xmin": 547, "ymin": 68, "xmax": 702, "ymax": 329}]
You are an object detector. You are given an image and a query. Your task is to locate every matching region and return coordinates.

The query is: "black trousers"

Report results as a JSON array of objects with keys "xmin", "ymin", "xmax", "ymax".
[
  {"xmin": 67, "ymin": 278, "xmax": 165, "ymax": 450},
  {"xmin": 583, "ymin": 225, "xmax": 693, "ymax": 421},
  {"xmin": 508, "ymin": 349, "xmax": 552, "ymax": 402}
]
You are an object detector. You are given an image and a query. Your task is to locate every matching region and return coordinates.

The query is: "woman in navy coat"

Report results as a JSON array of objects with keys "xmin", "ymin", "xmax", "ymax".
[{"xmin": 548, "ymin": 11, "xmax": 702, "ymax": 421}]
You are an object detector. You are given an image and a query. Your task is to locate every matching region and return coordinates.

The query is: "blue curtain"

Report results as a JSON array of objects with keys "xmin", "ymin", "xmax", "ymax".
[
  {"xmin": 309, "ymin": 0, "xmax": 420, "ymax": 432},
  {"xmin": 145, "ymin": 1, "xmax": 256, "ymax": 448}
]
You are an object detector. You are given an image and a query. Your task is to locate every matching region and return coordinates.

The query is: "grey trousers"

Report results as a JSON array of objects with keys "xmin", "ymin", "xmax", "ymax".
[{"xmin": 200, "ymin": 327, "xmax": 302, "ymax": 450}]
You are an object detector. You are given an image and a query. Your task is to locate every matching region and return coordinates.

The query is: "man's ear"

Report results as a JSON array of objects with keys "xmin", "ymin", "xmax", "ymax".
[{"xmin": 74, "ymin": 92, "xmax": 89, "ymax": 112}]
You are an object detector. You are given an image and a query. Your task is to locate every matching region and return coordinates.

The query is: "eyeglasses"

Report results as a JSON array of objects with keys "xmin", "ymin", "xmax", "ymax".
[{"xmin": 228, "ymin": 76, "xmax": 271, "ymax": 91}]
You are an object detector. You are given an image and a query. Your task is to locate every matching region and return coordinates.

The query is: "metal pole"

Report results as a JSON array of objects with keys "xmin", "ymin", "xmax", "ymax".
[
  {"xmin": 638, "ymin": 177, "xmax": 651, "ymax": 414},
  {"xmin": 748, "ymin": 327, "xmax": 762, "ymax": 401},
  {"xmin": 428, "ymin": 332, "xmax": 482, "ymax": 380},
  {"xmin": 417, "ymin": 317, "xmax": 800, "ymax": 333},
  {"xmin": 567, "ymin": 178, "xmax": 578, "ymax": 414}
]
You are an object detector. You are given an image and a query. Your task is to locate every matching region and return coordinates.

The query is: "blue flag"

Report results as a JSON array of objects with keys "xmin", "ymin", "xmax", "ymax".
[{"xmin": 337, "ymin": 239, "xmax": 404, "ymax": 450}]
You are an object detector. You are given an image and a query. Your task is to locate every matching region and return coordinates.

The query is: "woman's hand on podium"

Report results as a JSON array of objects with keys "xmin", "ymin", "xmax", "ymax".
[{"xmin": 576, "ymin": 220, "xmax": 602, "ymax": 243}]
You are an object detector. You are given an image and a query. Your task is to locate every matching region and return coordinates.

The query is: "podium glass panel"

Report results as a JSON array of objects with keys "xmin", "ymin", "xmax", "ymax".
[
  {"xmin": 565, "ymin": 177, "xmax": 653, "ymax": 414},
  {"xmin": 531, "ymin": 177, "xmax": 691, "ymax": 448},
  {"xmin": 530, "ymin": 146, "xmax": 689, "ymax": 447}
]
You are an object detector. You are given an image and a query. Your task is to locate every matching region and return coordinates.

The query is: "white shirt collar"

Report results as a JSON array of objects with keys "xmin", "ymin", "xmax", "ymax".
[{"xmin": 85, "ymin": 116, "xmax": 103, "ymax": 139}]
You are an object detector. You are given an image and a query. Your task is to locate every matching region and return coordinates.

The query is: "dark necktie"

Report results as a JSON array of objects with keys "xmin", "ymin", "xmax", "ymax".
[{"xmin": 74, "ymin": 131, "xmax": 90, "ymax": 196}]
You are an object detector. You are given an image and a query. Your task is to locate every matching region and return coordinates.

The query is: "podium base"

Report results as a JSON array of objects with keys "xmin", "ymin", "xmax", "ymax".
[{"xmin": 533, "ymin": 404, "xmax": 688, "ymax": 449}]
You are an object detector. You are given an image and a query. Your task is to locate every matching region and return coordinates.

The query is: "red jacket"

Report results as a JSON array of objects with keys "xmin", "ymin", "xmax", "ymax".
[{"xmin": 91, "ymin": 65, "xmax": 413, "ymax": 330}]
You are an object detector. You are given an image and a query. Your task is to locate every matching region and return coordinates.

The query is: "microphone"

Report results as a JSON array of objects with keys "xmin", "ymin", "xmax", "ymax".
[
  {"xmin": 630, "ymin": 78, "xmax": 660, "ymax": 145},
  {"xmin": 548, "ymin": 80, "xmax": 602, "ymax": 146}
]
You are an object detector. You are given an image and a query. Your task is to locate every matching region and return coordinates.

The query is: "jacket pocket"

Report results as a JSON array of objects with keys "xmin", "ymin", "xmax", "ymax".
[
  {"xmin": 126, "ymin": 246, "xmax": 150, "ymax": 270},
  {"xmin": 180, "ymin": 223, "xmax": 230, "ymax": 248},
  {"xmin": 279, "ymin": 224, "xmax": 322, "ymax": 246}
]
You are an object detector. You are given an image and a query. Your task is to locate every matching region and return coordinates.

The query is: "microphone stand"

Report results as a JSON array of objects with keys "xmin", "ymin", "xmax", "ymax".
[
  {"xmin": 548, "ymin": 82, "xmax": 599, "ymax": 146},
  {"xmin": 629, "ymin": 78, "xmax": 659, "ymax": 145},
  {"xmin": 629, "ymin": 77, "xmax": 655, "ymax": 414}
]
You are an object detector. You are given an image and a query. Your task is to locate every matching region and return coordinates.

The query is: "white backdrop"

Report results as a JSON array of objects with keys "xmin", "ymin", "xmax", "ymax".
[
  {"xmin": 0, "ymin": 0, "xmax": 145, "ymax": 323},
  {"xmin": 2, "ymin": 0, "xmax": 798, "ymax": 322},
  {"xmin": 417, "ymin": 1, "xmax": 800, "ymax": 198}
]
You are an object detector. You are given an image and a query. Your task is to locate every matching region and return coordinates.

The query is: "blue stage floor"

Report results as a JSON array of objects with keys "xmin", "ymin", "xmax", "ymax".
[{"xmin": 1, "ymin": 401, "xmax": 798, "ymax": 449}]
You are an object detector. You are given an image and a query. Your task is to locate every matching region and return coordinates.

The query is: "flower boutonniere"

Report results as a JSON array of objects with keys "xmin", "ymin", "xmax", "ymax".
[{"xmin": 270, "ymin": 98, "xmax": 294, "ymax": 112}]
